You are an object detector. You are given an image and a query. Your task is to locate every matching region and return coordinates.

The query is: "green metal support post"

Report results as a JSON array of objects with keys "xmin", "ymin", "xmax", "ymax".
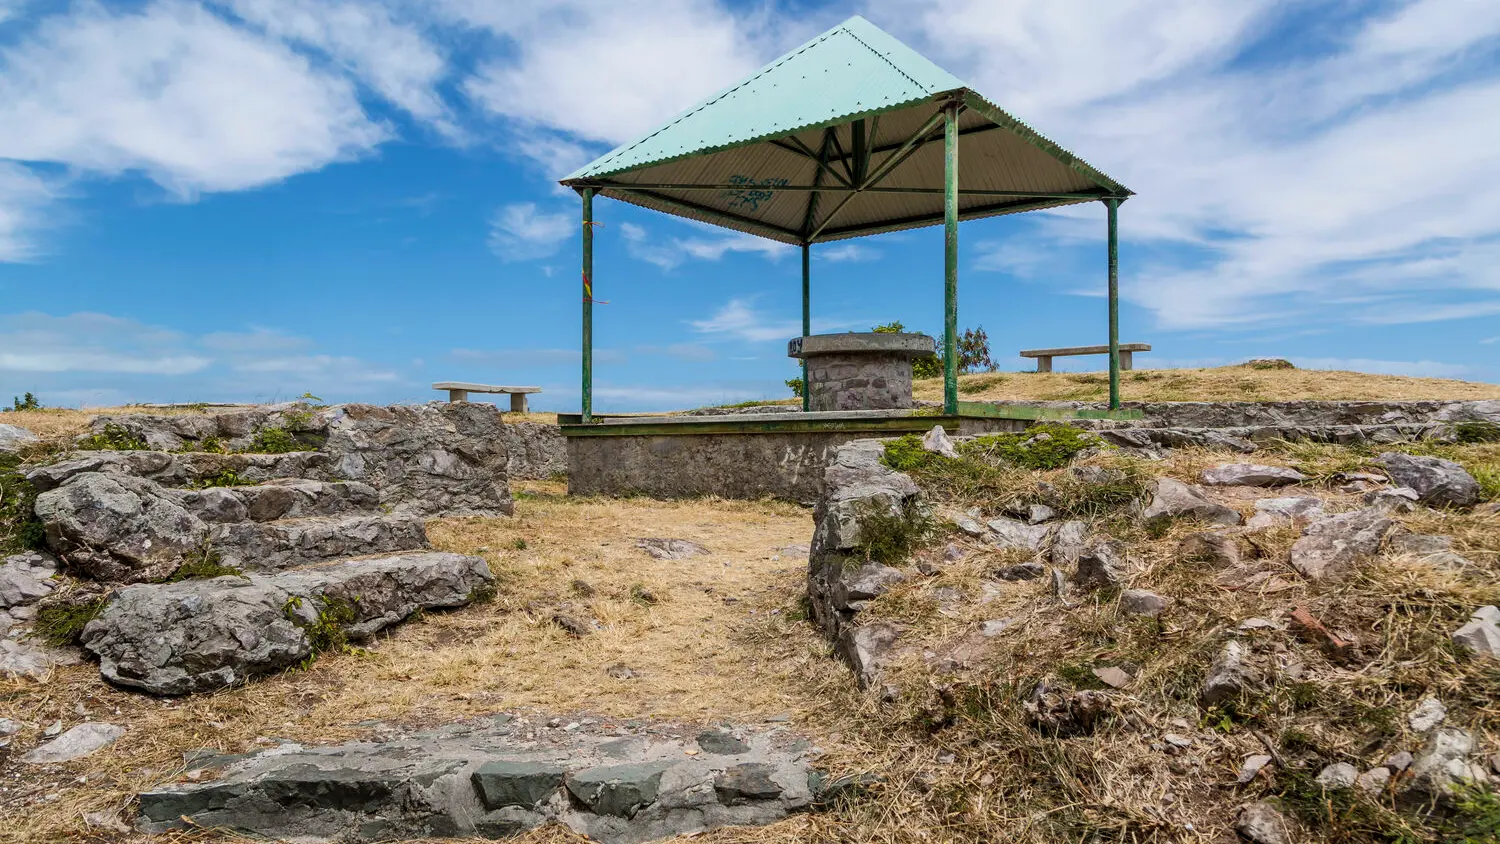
[
  {"xmin": 942, "ymin": 103, "xmax": 960, "ymax": 415},
  {"xmin": 581, "ymin": 188, "xmax": 595, "ymax": 422},
  {"xmin": 1105, "ymin": 197, "xmax": 1120, "ymax": 410},
  {"xmin": 801, "ymin": 243, "xmax": 811, "ymax": 413}
]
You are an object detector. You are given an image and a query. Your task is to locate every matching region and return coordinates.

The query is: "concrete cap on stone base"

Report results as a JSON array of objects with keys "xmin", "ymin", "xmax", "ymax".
[{"xmin": 788, "ymin": 332, "xmax": 936, "ymax": 360}]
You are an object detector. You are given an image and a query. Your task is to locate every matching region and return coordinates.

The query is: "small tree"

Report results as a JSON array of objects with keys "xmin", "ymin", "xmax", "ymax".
[
  {"xmin": 957, "ymin": 326, "xmax": 996, "ymax": 373},
  {"xmin": 873, "ymin": 321, "xmax": 944, "ymax": 378},
  {"xmin": 785, "ymin": 376, "xmax": 805, "ymax": 398},
  {"xmin": 10, "ymin": 393, "xmax": 40, "ymax": 412}
]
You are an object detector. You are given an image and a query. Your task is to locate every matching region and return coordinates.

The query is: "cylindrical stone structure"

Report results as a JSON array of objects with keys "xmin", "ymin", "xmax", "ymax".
[{"xmin": 788, "ymin": 333, "xmax": 937, "ymax": 412}]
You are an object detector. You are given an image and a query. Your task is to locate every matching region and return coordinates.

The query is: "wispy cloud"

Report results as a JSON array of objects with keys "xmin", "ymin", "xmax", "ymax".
[
  {"xmin": 819, "ymin": 243, "xmax": 879, "ymax": 263},
  {"xmin": 451, "ymin": 347, "xmax": 627, "ymax": 365},
  {"xmin": 487, "ymin": 202, "xmax": 574, "ymax": 261},
  {"xmin": 1480, "ymin": 337, "xmax": 1499, "ymax": 345},
  {"xmin": 689, "ymin": 297, "xmax": 857, "ymax": 343},
  {"xmin": 619, "ymin": 221, "xmax": 791, "ymax": 271}
]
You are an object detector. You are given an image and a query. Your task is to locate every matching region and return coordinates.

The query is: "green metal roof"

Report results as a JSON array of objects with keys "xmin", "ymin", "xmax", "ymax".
[{"xmin": 560, "ymin": 16, "xmax": 1131, "ymax": 245}]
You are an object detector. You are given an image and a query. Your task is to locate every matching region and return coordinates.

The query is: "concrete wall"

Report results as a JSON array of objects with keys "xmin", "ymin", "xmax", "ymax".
[{"xmin": 566, "ymin": 418, "xmax": 1023, "ymax": 503}]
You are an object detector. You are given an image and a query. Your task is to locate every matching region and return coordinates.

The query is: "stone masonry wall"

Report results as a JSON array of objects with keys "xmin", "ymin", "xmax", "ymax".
[{"xmin": 806, "ymin": 353, "xmax": 913, "ymax": 412}]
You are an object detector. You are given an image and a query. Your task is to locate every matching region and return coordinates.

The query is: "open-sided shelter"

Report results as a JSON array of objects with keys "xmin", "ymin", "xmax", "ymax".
[{"xmin": 560, "ymin": 15, "xmax": 1134, "ymax": 419}]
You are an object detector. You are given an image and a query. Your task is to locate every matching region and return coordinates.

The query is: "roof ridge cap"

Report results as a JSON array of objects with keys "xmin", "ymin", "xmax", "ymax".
[{"xmin": 838, "ymin": 25, "xmax": 930, "ymax": 93}]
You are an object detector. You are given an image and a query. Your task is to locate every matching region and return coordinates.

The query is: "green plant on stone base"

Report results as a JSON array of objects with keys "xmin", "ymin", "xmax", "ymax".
[
  {"xmin": 283, "ymin": 593, "xmax": 359, "ymax": 657},
  {"xmin": 164, "ymin": 545, "xmax": 244, "ymax": 583},
  {"xmin": 245, "ymin": 426, "xmax": 304, "ymax": 454}
]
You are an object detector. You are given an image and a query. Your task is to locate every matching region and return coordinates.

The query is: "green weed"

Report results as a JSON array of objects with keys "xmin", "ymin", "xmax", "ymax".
[
  {"xmin": 76, "ymin": 422, "xmax": 147, "ymax": 451},
  {"xmin": 189, "ymin": 469, "xmax": 253, "ymax": 489},
  {"xmin": 245, "ymin": 426, "xmax": 305, "ymax": 454},
  {"xmin": 164, "ymin": 549, "xmax": 244, "ymax": 583},
  {"xmin": 853, "ymin": 499, "xmax": 936, "ymax": 565},
  {"xmin": 960, "ymin": 423, "xmax": 1097, "ymax": 471},
  {"xmin": 0, "ymin": 454, "xmax": 45, "ymax": 553},
  {"xmin": 34, "ymin": 597, "xmax": 108, "ymax": 646}
]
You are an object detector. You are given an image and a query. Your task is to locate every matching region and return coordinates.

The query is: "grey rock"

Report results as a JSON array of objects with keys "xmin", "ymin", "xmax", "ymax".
[
  {"xmin": 211, "ymin": 513, "xmax": 430, "ymax": 572},
  {"xmin": 1202, "ymin": 640, "xmax": 1259, "ymax": 705},
  {"xmin": 1290, "ymin": 508, "xmax": 1393, "ymax": 580},
  {"xmin": 1025, "ymin": 682, "xmax": 1112, "ymax": 736},
  {"xmin": 1049, "ymin": 520, "xmax": 1089, "ymax": 567},
  {"xmin": 319, "ymin": 402, "xmax": 514, "ymax": 517},
  {"xmin": 1364, "ymin": 486, "xmax": 1420, "ymax": 514},
  {"xmin": 0, "ymin": 551, "xmax": 58, "ymax": 609},
  {"xmin": 920, "ymin": 425, "xmax": 958, "ymax": 459},
  {"xmin": 1355, "ymin": 766, "xmax": 1391, "ymax": 796},
  {"xmin": 995, "ymin": 561, "xmax": 1047, "ymax": 581},
  {"xmin": 1178, "ymin": 532, "xmax": 1239, "ymax": 566},
  {"xmin": 1377, "ymin": 452, "xmax": 1482, "ymax": 507},
  {"xmin": 1236, "ymin": 800, "xmax": 1293, "ymax": 844},
  {"xmin": 697, "ymin": 730, "xmax": 750, "ymax": 756},
  {"xmin": 1406, "ymin": 726, "xmax": 1488, "ymax": 801},
  {"xmin": 1025, "ymin": 504, "xmax": 1056, "ymax": 524},
  {"xmin": 941, "ymin": 543, "xmax": 964, "ymax": 563},
  {"xmin": 1073, "ymin": 540, "xmax": 1127, "ymax": 591},
  {"xmin": 1237, "ymin": 754, "xmax": 1273, "ymax": 784},
  {"xmin": 0, "ymin": 422, "xmax": 38, "ymax": 452},
  {"xmin": 164, "ymin": 487, "xmax": 248, "ymax": 524},
  {"xmin": 566, "ymin": 761, "xmax": 671, "ymax": 818},
  {"xmin": 831, "ymin": 563, "xmax": 905, "ymax": 609},
  {"xmin": 1452, "ymin": 606, "xmax": 1500, "ymax": 659},
  {"xmin": 1142, "ymin": 478, "xmax": 1242, "ymax": 527},
  {"xmin": 634, "ymin": 538, "xmax": 709, "ymax": 560},
  {"xmin": 1202, "ymin": 463, "xmax": 1305, "ymax": 487},
  {"xmin": 1388, "ymin": 530, "xmax": 1453, "ymax": 556},
  {"xmin": 1385, "ymin": 751, "xmax": 1414, "ymax": 772},
  {"xmin": 986, "ymin": 517, "xmax": 1050, "ymax": 551},
  {"xmin": 1315, "ymin": 762, "xmax": 1359, "ymax": 790},
  {"xmin": 1246, "ymin": 496, "xmax": 1326, "ymax": 529},
  {"xmin": 496, "ymin": 420, "xmax": 568, "ymax": 481},
  {"xmin": 140, "ymin": 721, "xmax": 814, "ymax": 843},
  {"xmin": 0, "ymin": 717, "xmax": 20, "ymax": 735},
  {"xmin": 81, "ymin": 552, "xmax": 493, "ymax": 694},
  {"xmin": 953, "ymin": 517, "xmax": 986, "ymax": 537},
  {"xmin": 1408, "ymin": 697, "xmax": 1448, "ymax": 733},
  {"xmin": 715, "ymin": 762, "xmax": 784, "ymax": 804},
  {"xmin": 21, "ymin": 722, "xmax": 125, "ymax": 763},
  {"xmin": 839, "ymin": 621, "xmax": 901, "ymax": 689},
  {"xmin": 1120, "ymin": 589, "xmax": 1171, "ymax": 617},
  {"xmin": 34, "ymin": 472, "xmax": 208, "ymax": 582},
  {"xmin": 0, "ymin": 637, "xmax": 80, "ymax": 680},
  {"xmin": 472, "ymin": 761, "xmax": 566, "ymax": 809},
  {"xmin": 1093, "ymin": 666, "xmax": 1132, "ymax": 689},
  {"xmin": 234, "ymin": 479, "xmax": 380, "ymax": 522}
]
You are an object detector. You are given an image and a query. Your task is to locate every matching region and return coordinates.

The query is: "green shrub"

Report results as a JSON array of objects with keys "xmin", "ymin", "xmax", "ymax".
[
  {"xmin": 190, "ymin": 469, "xmax": 253, "ymax": 489},
  {"xmin": 76, "ymin": 422, "xmax": 147, "ymax": 451},
  {"xmin": 853, "ymin": 499, "xmax": 935, "ymax": 565},
  {"xmin": 164, "ymin": 550, "xmax": 244, "ymax": 583},
  {"xmin": 960, "ymin": 423, "xmax": 1096, "ymax": 471},
  {"xmin": 284, "ymin": 594, "xmax": 358, "ymax": 655},
  {"xmin": 786, "ymin": 377, "xmax": 805, "ymax": 398},
  {"xmin": 1455, "ymin": 421, "xmax": 1500, "ymax": 444},
  {"xmin": 0, "ymin": 454, "xmax": 45, "ymax": 553},
  {"xmin": 882, "ymin": 434, "xmax": 942, "ymax": 472},
  {"xmin": 34, "ymin": 598, "xmax": 108, "ymax": 646},
  {"xmin": 246, "ymin": 426, "xmax": 304, "ymax": 454},
  {"xmin": 1473, "ymin": 465, "xmax": 1500, "ymax": 502},
  {"xmin": 10, "ymin": 392, "xmax": 40, "ymax": 411}
]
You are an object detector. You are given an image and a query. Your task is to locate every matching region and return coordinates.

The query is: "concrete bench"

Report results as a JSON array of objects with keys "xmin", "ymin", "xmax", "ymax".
[
  {"xmin": 432, "ymin": 382, "xmax": 542, "ymax": 413},
  {"xmin": 1019, "ymin": 343, "xmax": 1151, "ymax": 373}
]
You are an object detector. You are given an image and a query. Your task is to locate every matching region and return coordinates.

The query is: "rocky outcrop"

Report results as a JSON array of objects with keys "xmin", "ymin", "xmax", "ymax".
[
  {"xmin": 210, "ymin": 513, "xmax": 429, "ymax": 572},
  {"xmin": 34, "ymin": 473, "xmax": 210, "ymax": 583},
  {"xmin": 0, "ymin": 422, "xmax": 38, "ymax": 452},
  {"xmin": 1376, "ymin": 452, "xmax": 1482, "ymax": 507},
  {"xmin": 136, "ymin": 717, "xmax": 818, "ymax": 843},
  {"xmin": 80, "ymin": 552, "xmax": 493, "ymax": 695}
]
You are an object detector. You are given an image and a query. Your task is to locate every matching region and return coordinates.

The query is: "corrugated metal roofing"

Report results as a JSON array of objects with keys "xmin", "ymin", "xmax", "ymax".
[{"xmin": 560, "ymin": 16, "xmax": 1131, "ymax": 244}]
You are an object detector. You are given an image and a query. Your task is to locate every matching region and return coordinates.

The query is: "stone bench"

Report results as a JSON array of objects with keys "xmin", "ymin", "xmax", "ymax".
[
  {"xmin": 1019, "ymin": 343, "xmax": 1151, "ymax": 373},
  {"xmin": 432, "ymin": 382, "xmax": 542, "ymax": 413}
]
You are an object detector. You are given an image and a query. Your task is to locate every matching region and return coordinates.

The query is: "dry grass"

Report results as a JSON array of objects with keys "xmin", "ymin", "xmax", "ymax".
[
  {"xmin": 0, "ymin": 483, "xmax": 847, "ymax": 843},
  {"xmin": 915, "ymin": 364, "xmax": 1500, "ymax": 403}
]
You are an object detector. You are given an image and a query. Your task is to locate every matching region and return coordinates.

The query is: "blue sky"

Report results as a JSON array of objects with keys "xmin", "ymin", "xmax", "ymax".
[{"xmin": 0, "ymin": 0, "xmax": 1497, "ymax": 412}]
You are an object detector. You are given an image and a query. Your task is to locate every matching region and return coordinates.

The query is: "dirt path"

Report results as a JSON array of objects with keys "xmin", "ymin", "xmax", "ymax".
[{"xmin": 1, "ymin": 483, "xmax": 851, "ymax": 842}]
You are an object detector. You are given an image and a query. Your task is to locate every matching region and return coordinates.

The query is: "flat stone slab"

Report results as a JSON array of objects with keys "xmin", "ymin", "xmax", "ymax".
[
  {"xmin": 136, "ymin": 717, "xmax": 819, "ymax": 843},
  {"xmin": 432, "ymin": 382, "xmax": 541, "ymax": 394},
  {"xmin": 210, "ymin": 513, "xmax": 430, "ymax": 572},
  {"xmin": 788, "ymin": 332, "xmax": 935, "ymax": 359}
]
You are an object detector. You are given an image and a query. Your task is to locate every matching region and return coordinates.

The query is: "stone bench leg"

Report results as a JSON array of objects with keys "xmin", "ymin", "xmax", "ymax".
[
  {"xmin": 448, "ymin": 389, "xmax": 469, "ymax": 403},
  {"xmin": 509, "ymin": 393, "xmax": 529, "ymax": 414},
  {"xmin": 1120, "ymin": 351, "xmax": 1134, "ymax": 371},
  {"xmin": 1035, "ymin": 356, "xmax": 1052, "ymax": 373}
]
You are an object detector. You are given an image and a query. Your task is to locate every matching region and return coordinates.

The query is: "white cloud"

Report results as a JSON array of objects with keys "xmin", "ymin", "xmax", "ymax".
[
  {"xmin": 218, "ymin": 0, "xmax": 456, "ymax": 136},
  {"xmin": 877, "ymin": 0, "xmax": 1500, "ymax": 331},
  {"xmin": 635, "ymin": 343, "xmax": 717, "ymax": 362},
  {"xmin": 0, "ymin": 162, "xmax": 63, "ymax": 262},
  {"xmin": 690, "ymin": 297, "xmax": 857, "ymax": 343},
  {"xmin": 452, "ymin": 346, "xmax": 627, "ymax": 366},
  {"xmin": 1287, "ymin": 357, "xmax": 1479, "ymax": 380},
  {"xmin": 819, "ymin": 243, "xmax": 879, "ymax": 263},
  {"xmin": 619, "ymin": 220, "xmax": 790, "ymax": 270},
  {"xmin": 1481, "ymin": 337, "xmax": 1500, "ymax": 345},
  {"xmin": 456, "ymin": 0, "xmax": 781, "ymax": 145},
  {"xmin": 487, "ymin": 202, "xmax": 573, "ymax": 260},
  {"xmin": 231, "ymin": 354, "xmax": 398, "ymax": 384},
  {"xmin": 0, "ymin": 312, "xmax": 211, "ymax": 374}
]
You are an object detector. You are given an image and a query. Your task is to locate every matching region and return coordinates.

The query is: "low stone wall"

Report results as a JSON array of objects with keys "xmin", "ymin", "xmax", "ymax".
[
  {"xmin": 567, "ymin": 431, "xmax": 870, "ymax": 504},
  {"xmin": 497, "ymin": 421, "xmax": 567, "ymax": 480}
]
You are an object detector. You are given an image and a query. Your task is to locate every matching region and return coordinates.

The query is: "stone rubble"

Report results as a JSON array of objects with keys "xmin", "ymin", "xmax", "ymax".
[
  {"xmin": 1452, "ymin": 606, "xmax": 1500, "ymax": 659},
  {"xmin": 1201, "ymin": 463, "xmax": 1305, "ymax": 487},
  {"xmin": 21, "ymin": 722, "xmax": 125, "ymax": 764},
  {"xmin": 1236, "ymin": 800, "xmax": 1293, "ymax": 844},
  {"xmin": 1141, "ymin": 478, "xmax": 1243, "ymax": 527},
  {"xmin": 1289, "ymin": 507, "xmax": 1394, "ymax": 580},
  {"xmin": 920, "ymin": 425, "xmax": 958, "ymax": 459}
]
